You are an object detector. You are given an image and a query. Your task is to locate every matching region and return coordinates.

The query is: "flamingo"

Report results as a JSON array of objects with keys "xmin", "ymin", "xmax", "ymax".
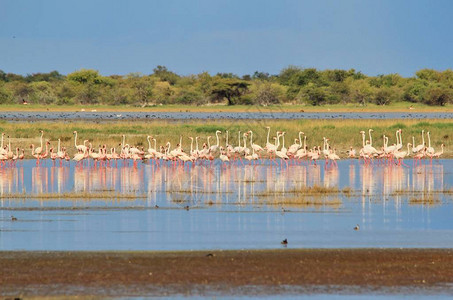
[
  {"xmin": 279, "ymin": 132, "xmax": 287, "ymax": 155},
  {"xmin": 147, "ymin": 136, "xmax": 158, "ymax": 156},
  {"xmin": 426, "ymin": 131, "xmax": 435, "ymax": 155},
  {"xmin": 412, "ymin": 130, "xmax": 425, "ymax": 153},
  {"xmin": 275, "ymin": 133, "xmax": 289, "ymax": 160},
  {"xmin": 73, "ymin": 131, "xmax": 88, "ymax": 153},
  {"xmin": 347, "ymin": 146, "xmax": 356, "ymax": 158},
  {"xmin": 248, "ymin": 130, "xmax": 264, "ymax": 154},
  {"xmin": 0, "ymin": 133, "xmax": 7, "ymax": 156},
  {"xmin": 288, "ymin": 131, "xmax": 303, "ymax": 155},
  {"xmin": 242, "ymin": 133, "xmax": 250, "ymax": 155},
  {"xmin": 393, "ymin": 143, "xmax": 411, "ymax": 166},
  {"xmin": 210, "ymin": 130, "xmax": 221, "ymax": 152},
  {"xmin": 219, "ymin": 147, "xmax": 229, "ymax": 163},
  {"xmin": 233, "ymin": 131, "xmax": 242, "ymax": 154},
  {"xmin": 6, "ymin": 136, "xmax": 13, "ymax": 159},
  {"xmin": 431, "ymin": 144, "xmax": 444, "ymax": 158},
  {"xmin": 265, "ymin": 126, "xmax": 277, "ymax": 154},
  {"xmin": 33, "ymin": 130, "xmax": 44, "ymax": 157}
]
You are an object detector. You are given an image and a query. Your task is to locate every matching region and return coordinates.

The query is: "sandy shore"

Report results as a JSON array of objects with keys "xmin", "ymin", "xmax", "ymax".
[{"xmin": 2, "ymin": 249, "xmax": 453, "ymax": 297}]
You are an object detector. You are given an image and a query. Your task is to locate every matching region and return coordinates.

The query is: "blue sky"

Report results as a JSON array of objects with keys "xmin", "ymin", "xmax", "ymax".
[{"xmin": 0, "ymin": 0, "xmax": 452, "ymax": 76}]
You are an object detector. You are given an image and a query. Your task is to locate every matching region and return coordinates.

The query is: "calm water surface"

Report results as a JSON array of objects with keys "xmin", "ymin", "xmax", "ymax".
[{"xmin": 0, "ymin": 159, "xmax": 452, "ymax": 250}]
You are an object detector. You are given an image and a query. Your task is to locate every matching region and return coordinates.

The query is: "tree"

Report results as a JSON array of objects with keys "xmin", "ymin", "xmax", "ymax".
[
  {"xmin": 0, "ymin": 85, "xmax": 12, "ymax": 104},
  {"xmin": 153, "ymin": 65, "xmax": 179, "ymax": 85},
  {"xmin": 374, "ymin": 88, "xmax": 392, "ymax": 105},
  {"xmin": 423, "ymin": 85, "xmax": 452, "ymax": 106},
  {"xmin": 132, "ymin": 76, "xmax": 153, "ymax": 106},
  {"xmin": 253, "ymin": 82, "xmax": 282, "ymax": 105},
  {"xmin": 252, "ymin": 71, "xmax": 270, "ymax": 81},
  {"xmin": 348, "ymin": 79, "xmax": 374, "ymax": 105},
  {"xmin": 210, "ymin": 78, "xmax": 250, "ymax": 105},
  {"xmin": 68, "ymin": 69, "xmax": 102, "ymax": 84},
  {"xmin": 30, "ymin": 81, "xmax": 57, "ymax": 104},
  {"xmin": 403, "ymin": 80, "xmax": 427, "ymax": 103},
  {"xmin": 26, "ymin": 71, "xmax": 64, "ymax": 82},
  {"xmin": 301, "ymin": 84, "xmax": 327, "ymax": 106},
  {"xmin": 416, "ymin": 69, "xmax": 441, "ymax": 82}
]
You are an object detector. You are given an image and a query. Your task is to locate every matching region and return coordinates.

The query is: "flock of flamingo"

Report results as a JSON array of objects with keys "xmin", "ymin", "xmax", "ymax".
[{"xmin": 0, "ymin": 127, "xmax": 445, "ymax": 168}]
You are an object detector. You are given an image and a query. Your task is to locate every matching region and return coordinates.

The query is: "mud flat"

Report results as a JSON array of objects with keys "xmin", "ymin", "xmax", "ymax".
[{"xmin": 2, "ymin": 249, "xmax": 453, "ymax": 297}]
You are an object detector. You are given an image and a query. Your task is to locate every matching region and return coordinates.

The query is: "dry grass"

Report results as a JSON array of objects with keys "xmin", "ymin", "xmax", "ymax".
[
  {"xmin": 265, "ymin": 196, "xmax": 342, "ymax": 208},
  {"xmin": 409, "ymin": 196, "xmax": 441, "ymax": 206},
  {"xmin": 1, "ymin": 102, "xmax": 451, "ymax": 112},
  {"xmin": 258, "ymin": 185, "xmax": 343, "ymax": 196},
  {"xmin": 0, "ymin": 191, "xmax": 146, "ymax": 200},
  {"xmin": 392, "ymin": 189, "xmax": 453, "ymax": 196}
]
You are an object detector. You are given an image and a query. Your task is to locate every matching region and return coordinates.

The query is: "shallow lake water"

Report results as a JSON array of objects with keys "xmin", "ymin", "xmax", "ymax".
[
  {"xmin": 1, "ymin": 111, "xmax": 453, "ymax": 121},
  {"xmin": 0, "ymin": 159, "xmax": 452, "ymax": 251}
]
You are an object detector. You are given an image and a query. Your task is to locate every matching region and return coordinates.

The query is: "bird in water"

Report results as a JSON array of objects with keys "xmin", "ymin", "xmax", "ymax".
[
  {"xmin": 354, "ymin": 224, "xmax": 360, "ymax": 231},
  {"xmin": 11, "ymin": 216, "xmax": 17, "ymax": 221},
  {"xmin": 281, "ymin": 238, "xmax": 288, "ymax": 245}
]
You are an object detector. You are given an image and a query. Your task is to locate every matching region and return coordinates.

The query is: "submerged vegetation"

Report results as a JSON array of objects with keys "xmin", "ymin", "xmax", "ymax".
[{"xmin": 0, "ymin": 66, "xmax": 452, "ymax": 107}]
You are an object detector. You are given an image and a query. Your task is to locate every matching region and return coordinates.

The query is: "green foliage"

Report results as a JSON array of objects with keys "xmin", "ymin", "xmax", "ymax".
[
  {"xmin": 210, "ymin": 78, "xmax": 250, "ymax": 105},
  {"xmin": 374, "ymin": 88, "xmax": 392, "ymax": 105},
  {"xmin": 153, "ymin": 65, "xmax": 179, "ymax": 85},
  {"xmin": 423, "ymin": 85, "xmax": 452, "ymax": 106},
  {"xmin": 0, "ymin": 66, "xmax": 452, "ymax": 107},
  {"xmin": 0, "ymin": 85, "xmax": 13, "ymax": 104}
]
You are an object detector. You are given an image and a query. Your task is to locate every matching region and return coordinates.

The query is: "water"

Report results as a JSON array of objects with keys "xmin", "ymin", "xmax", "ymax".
[
  {"xmin": 0, "ymin": 159, "xmax": 452, "ymax": 251},
  {"xmin": 1, "ymin": 111, "xmax": 453, "ymax": 121}
]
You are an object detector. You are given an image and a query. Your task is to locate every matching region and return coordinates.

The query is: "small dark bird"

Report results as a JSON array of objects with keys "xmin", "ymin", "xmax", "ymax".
[
  {"xmin": 154, "ymin": 205, "xmax": 159, "ymax": 209},
  {"xmin": 354, "ymin": 224, "xmax": 360, "ymax": 231},
  {"xmin": 281, "ymin": 238, "xmax": 288, "ymax": 245},
  {"xmin": 185, "ymin": 205, "xmax": 190, "ymax": 211},
  {"xmin": 11, "ymin": 216, "xmax": 17, "ymax": 221},
  {"xmin": 206, "ymin": 253, "xmax": 214, "ymax": 257}
]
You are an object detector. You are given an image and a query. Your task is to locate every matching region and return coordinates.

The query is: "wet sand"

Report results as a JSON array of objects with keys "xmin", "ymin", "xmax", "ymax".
[{"xmin": 2, "ymin": 249, "xmax": 453, "ymax": 297}]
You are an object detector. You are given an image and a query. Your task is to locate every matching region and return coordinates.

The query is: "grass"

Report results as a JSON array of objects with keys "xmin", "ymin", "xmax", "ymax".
[
  {"xmin": 0, "ymin": 102, "xmax": 452, "ymax": 113},
  {"xmin": 0, "ymin": 118, "xmax": 452, "ymax": 158},
  {"xmin": 0, "ymin": 191, "xmax": 146, "ymax": 199},
  {"xmin": 258, "ymin": 185, "xmax": 345, "ymax": 196},
  {"xmin": 409, "ymin": 197, "xmax": 441, "ymax": 206},
  {"xmin": 392, "ymin": 189, "xmax": 453, "ymax": 195},
  {"xmin": 264, "ymin": 196, "xmax": 343, "ymax": 208}
]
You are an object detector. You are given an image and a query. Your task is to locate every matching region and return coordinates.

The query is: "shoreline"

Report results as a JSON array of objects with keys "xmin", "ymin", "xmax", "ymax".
[
  {"xmin": 2, "ymin": 248, "xmax": 453, "ymax": 297},
  {"xmin": 0, "ymin": 103, "xmax": 452, "ymax": 113}
]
